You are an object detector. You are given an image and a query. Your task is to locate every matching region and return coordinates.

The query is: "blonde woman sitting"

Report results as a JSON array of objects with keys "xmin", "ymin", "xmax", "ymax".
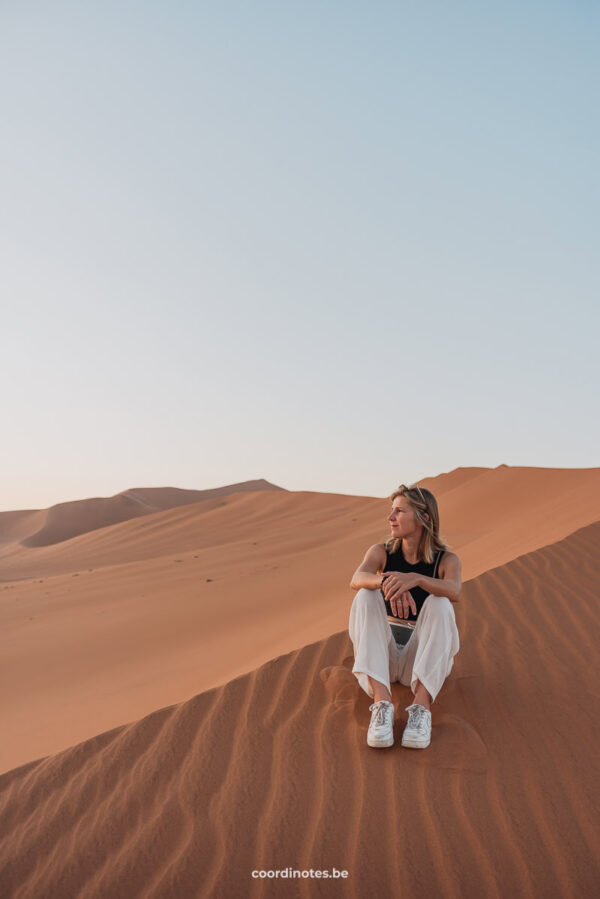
[{"xmin": 349, "ymin": 484, "xmax": 461, "ymax": 749}]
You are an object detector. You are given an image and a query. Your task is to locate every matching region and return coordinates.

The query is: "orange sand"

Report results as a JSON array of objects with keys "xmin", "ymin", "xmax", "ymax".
[{"xmin": 1, "ymin": 467, "xmax": 599, "ymax": 897}]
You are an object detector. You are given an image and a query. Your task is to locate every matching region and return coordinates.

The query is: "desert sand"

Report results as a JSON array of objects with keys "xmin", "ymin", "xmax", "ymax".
[{"xmin": 1, "ymin": 466, "xmax": 599, "ymax": 897}]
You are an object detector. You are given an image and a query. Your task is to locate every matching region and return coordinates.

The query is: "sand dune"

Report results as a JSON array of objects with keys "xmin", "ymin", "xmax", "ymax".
[
  {"xmin": 1, "ymin": 465, "xmax": 598, "ymax": 773},
  {"xmin": 1, "ymin": 521, "xmax": 598, "ymax": 898},
  {"xmin": 419, "ymin": 464, "xmax": 600, "ymax": 576},
  {"xmin": 1, "ymin": 465, "xmax": 597, "ymax": 581},
  {"xmin": 0, "ymin": 479, "xmax": 284, "ymax": 548}
]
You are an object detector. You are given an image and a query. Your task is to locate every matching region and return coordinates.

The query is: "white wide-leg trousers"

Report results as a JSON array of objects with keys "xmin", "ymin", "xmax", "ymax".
[{"xmin": 348, "ymin": 588, "xmax": 460, "ymax": 704}]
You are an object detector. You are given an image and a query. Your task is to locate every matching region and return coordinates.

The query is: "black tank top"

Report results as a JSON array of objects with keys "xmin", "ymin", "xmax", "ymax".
[{"xmin": 382, "ymin": 542, "xmax": 444, "ymax": 623}]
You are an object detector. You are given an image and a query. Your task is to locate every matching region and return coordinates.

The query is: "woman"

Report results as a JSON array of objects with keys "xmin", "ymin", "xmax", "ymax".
[{"xmin": 348, "ymin": 484, "xmax": 461, "ymax": 749}]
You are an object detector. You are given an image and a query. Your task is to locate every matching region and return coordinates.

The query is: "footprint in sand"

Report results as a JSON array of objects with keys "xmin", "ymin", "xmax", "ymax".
[{"xmin": 319, "ymin": 665, "xmax": 359, "ymax": 709}]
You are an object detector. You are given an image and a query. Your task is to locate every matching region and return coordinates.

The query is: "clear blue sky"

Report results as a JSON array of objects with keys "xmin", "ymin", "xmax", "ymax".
[{"xmin": 2, "ymin": 1, "xmax": 598, "ymax": 510}]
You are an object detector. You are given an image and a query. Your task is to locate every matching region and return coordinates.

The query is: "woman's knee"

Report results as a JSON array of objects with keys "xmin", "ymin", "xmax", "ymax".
[
  {"xmin": 354, "ymin": 587, "xmax": 381, "ymax": 604},
  {"xmin": 423, "ymin": 595, "xmax": 455, "ymax": 618},
  {"xmin": 351, "ymin": 588, "xmax": 384, "ymax": 618}
]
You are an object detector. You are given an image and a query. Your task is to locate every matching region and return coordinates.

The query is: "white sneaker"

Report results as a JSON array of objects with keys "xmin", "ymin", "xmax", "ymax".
[
  {"xmin": 367, "ymin": 700, "xmax": 395, "ymax": 748},
  {"xmin": 401, "ymin": 703, "xmax": 432, "ymax": 749}
]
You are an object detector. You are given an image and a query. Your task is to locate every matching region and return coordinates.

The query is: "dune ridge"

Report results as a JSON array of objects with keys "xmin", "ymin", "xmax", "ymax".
[
  {"xmin": 0, "ymin": 479, "xmax": 284, "ymax": 549},
  {"xmin": 2, "ymin": 466, "xmax": 597, "ymax": 582},
  {"xmin": 1, "ymin": 521, "xmax": 599, "ymax": 898}
]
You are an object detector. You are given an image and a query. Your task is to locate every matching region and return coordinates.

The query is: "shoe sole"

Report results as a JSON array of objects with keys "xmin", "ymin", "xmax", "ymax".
[
  {"xmin": 367, "ymin": 734, "xmax": 394, "ymax": 748},
  {"xmin": 401, "ymin": 736, "xmax": 430, "ymax": 749}
]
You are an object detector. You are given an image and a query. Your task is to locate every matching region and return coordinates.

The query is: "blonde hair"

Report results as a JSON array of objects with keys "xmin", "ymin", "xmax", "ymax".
[{"xmin": 384, "ymin": 483, "xmax": 448, "ymax": 564}]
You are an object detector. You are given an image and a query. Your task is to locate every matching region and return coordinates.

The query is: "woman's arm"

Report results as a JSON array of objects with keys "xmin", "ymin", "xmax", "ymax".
[
  {"xmin": 349, "ymin": 544, "xmax": 387, "ymax": 591},
  {"xmin": 418, "ymin": 553, "xmax": 462, "ymax": 604}
]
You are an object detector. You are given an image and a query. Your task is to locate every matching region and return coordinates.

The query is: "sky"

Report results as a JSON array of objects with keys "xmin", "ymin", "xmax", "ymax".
[{"xmin": 2, "ymin": 0, "xmax": 598, "ymax": 510}]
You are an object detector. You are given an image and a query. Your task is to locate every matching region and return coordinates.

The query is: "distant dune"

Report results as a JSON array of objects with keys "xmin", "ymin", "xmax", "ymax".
[
  {"xmin": 1, "ymin": 521, "xmax": 598, "ymax": 898},
  {"xmin": 0, "ymin": 479, "xmax": 285, "ymax": 548},
  {"xmin": 0, "ymin": 465, "xmax": 598, "ymax": 773}
]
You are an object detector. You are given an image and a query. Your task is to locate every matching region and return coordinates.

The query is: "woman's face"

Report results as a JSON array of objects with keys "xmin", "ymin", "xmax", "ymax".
[{"xmin": 388, "ymin": 496, "xmax": 420, "ymax": 538}]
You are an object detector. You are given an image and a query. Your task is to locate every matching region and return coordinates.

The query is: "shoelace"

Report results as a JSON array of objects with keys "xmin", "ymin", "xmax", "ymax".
[
  {"xmin": 405, "ymin": 704, "xmax": 430, "ymax": 734},
  {"xmin": 369, "ymin": 701, "xmax": 393, "ymax": 728}
]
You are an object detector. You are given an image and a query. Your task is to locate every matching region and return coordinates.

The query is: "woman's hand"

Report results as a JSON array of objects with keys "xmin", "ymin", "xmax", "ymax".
[
  {"xmin": 389, "ymin": 591, "xmax": 416, "ymax": 619},
  {"xmin": 382, "ymin": 571, "xmax": 420, "ymax": 618}
]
